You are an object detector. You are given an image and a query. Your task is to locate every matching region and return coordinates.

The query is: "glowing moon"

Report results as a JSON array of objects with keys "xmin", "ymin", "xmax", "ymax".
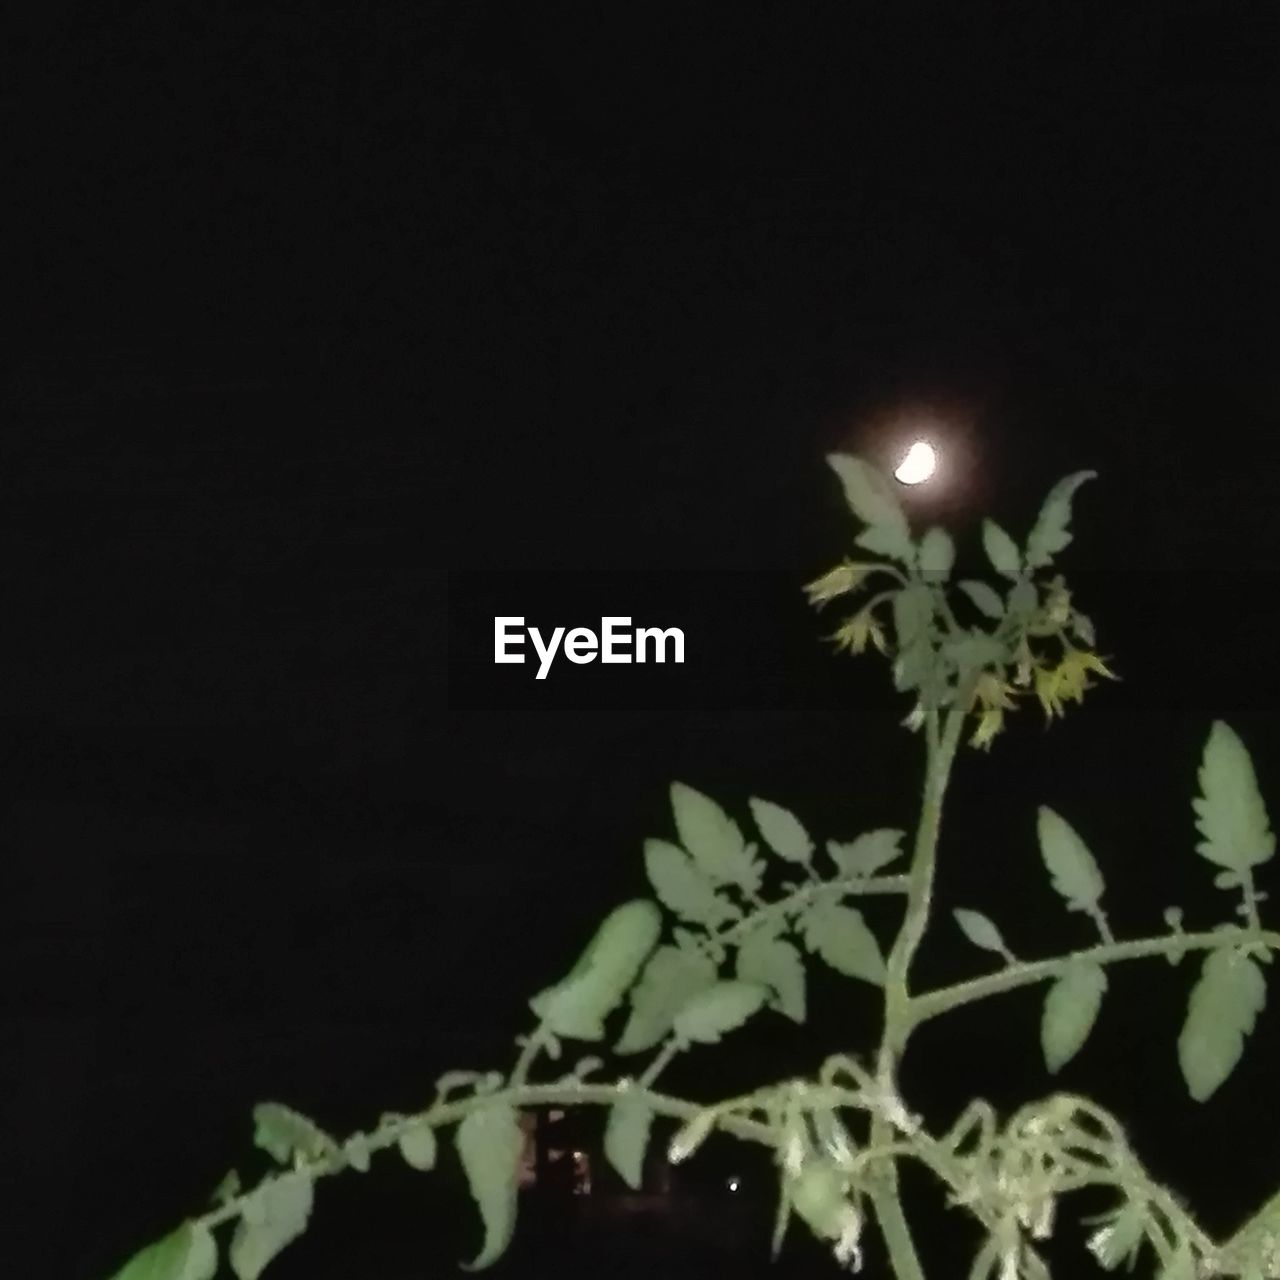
[{"xmin": 895, "ymin": 440, "xmax": 937, "ymax": 485}]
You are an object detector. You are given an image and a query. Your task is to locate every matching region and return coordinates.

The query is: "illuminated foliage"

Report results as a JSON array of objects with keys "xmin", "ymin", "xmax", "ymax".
[{"xmin": 106, "ymin": 459, "xmax": 1280, "ymax": 1280}]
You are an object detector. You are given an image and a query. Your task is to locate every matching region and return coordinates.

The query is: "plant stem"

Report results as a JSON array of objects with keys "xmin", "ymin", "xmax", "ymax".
[
  {"xmin": 867, "ymin": 700, "xmax": 967, "ymax": 1280},
  {"xmin": 868, "ymin": 1174, "xmax": 928, "ymax": 1280},
  {"xmin": 201, "ymin": 1079, "xmax": 775, "ymax": 1231},
  {"xmin": 883, "ymin": 704, "xmax": 967, "ymax": 1058},
  {"xmin": 908, "ymin": 925, "xmax": 1280, "ymax": 1029}
]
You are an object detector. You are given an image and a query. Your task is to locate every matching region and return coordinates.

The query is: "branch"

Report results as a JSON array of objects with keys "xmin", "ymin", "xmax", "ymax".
[
  {"xmin": 200, "ymin": 1077, "xmax": 776, "ymax": 1232},
  {"xmin": 908, "ymin": 925, "xmax": 1280, "ymax": 1029},
  {"xmin": 711, "ymin": 871, "xmax": 908, "ymax": 950}
]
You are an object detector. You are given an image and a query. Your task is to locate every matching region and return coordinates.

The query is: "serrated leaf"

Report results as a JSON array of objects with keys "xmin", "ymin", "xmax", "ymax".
[
  {"xmin": 801, "ymin": 901, "xmax": 885, "ymax": 985},
  {"xmin": 1037, "ymin": 807, "xmax": 1106, "ymax": 913},
  {"xmin": 529, "ymin": 900, "xmax": 661, "ymax": 1040},
  {"xmin": 397, "ymin": 1120, "xmax": 438, "ymax": 1170},
  {"xmin": 251, "ymin": 1103, "xmax": 336, "ymax": 1165},
  {"xmin": 825, "ymin": 829, "xmax": 905, "ymax": 878},
  {"xmin": 1025, "ymin": 471, "xmax": 1096, "ymax": 569},
  {"xmin": 737, "ymin": 932, "xmax": 806, "ymax": 1022},
  {"xmin": 455, "ymin": 1104, "xmax": 525, "ymax": 1270},
  {"xmin": 670, "ymin": 784, "xmax": 762, "ymax": 892},
  {"xmin": 1193, "ymin": 721, "xmax": 1275, "ymax": 872},
  {"xmin": 616, "ymin": 944, "xmax": 719, "ymax": 1054},
  {"xmin": 108, "ymin": 1223, "xmax": 218, "ymax": 1280},
  {"xmin": 957, "ymin": 580, "xmax": 1005, "ymax": 620},
  {"xmin": 982, "ymin": 520, "xmax": 1021, "ymax": 578},
  {"xmin": 826, "ymin": 454, "xmax": 910, "ymax": 539},
  {"xmin": 643, "ymin": 839, "xmax": 736, "ymax": 926},
  {"xmin": 749, "ymin": 797, "xmax": 813, "ymax": 864},
  {"xmin": 673, "ymin": 980, "xmax": 768, "ymax": 1044},
  {"xmin": 1042, "ymin": 963, "xmax": 1107, "ymax": 1073},
  {"xmin": 604, "ymin": 1096, "xmax": 653, "ymax": 1190},
  {"xmin": 918, "ymin": 527, "xmax": 954, "ymax": 578},
  {"xmin": 1178, "ymin": 947, "xmax": 1267, "ymax": 1101},
  {"xmin": 230, "ymin": 1175, "xmax": 313, "ymax": 1280},
  {"xmin": 954, "ymin": 908, "xmax": 1009, "ymax": 958}
]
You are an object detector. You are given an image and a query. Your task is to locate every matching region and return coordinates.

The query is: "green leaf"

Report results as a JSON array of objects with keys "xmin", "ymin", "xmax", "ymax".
[
  {"xmin": 736, "ymin": 932, "xmax": 806, "ymax": 1022},
  {"xmin": 252, "ymin": 1103, "xmax": 336, "ymax": 1165},
  {"xmin": 892, "ymin": 583, "xmax": 933, "ymax": 649},
  {"xmin": 1193, "ymin": 721, "xmax": 1275, "ymax": 872},
  {"xmin": 825, "ymin": 829, "xmax": 905, "ymax": 878},
  {"xmin": 616, "ymin": 944, "xmax": 718, "ymax": 1054},
  {"xmin": 981, "ymin": 520, "xmax": 1021, "ymax": 578},
  {"xmin": 455, "ymin": 1104, "xmax": 525, "ymax": 1270},
  {"xmin": 748, "ymin": 797, "xmax": 813, "ymax": 864},
  {"xmin": 668, "ymin": 1109, "xmax": 717, "ymax": 1163},
  {"xmin": 108, "ymin": 1223, "xmax": 218, "ymax": 1280},
  {"xmin": 1024, "ymin": 471, "xmax": 1096, "ymax": 569},
  {"xmin": 1042, "ymin": 963, "xmax": 1107, "ymax": 1073},
  {"xmin": 230, "ymin": 1174, "xmax": 313, "ymax": 1280},
  {"xmin": 529, "ymin": 900, "xmax": 662, "ymax": 1040},
  {"xmin": 643, "ymin": 839, "xmax": 736, "ymax": 926},
  {"xmin": 943, "ymin": 631, "xmax": 1006, "ymax": 682},
  {"xmin": 673, "ymin": 980, "xmax": 769, "ymax": 1044},
  {"xmin": 854, "ymin": 522, "xmax": 916, "ymax": 563},
  {"xmin": 917, "ymin": 527, "xmax": 954, "ymax": 578},
  {"xmin": 1037, "ymin": 807, "xmax": 1106, "ymax": 914},
  {"xmin": 1006, "ymin": 578, "xmax": 1038, "ymax": 619},
  {"xmin": 826, "ymin": 454, "xmax": 910, "ymax": 539},
  {"xmin": 604, "ymin": 1095, "xmax": 653, "ymax": 1190},
  {"xmin": 670, "ymin": 783, "xmax": 763, "ymax": 892},
  {"xmin": 957, "ymin": 580, "xmax": 1005, "ymax": 620},
  {"xmin": 953, "ymin": 908, "xmax": 1010, "ymax": 958},
  {"xmin": 801, "ymin": 901, "xmax": 885, "ymax": 985},
  {"xmin": 1178, "ymin": 947, "xmax": 1267, "ymax": 1101},
  {"xmin": 344, "ymin": 1134, "xmax": 371, "ymax": 1172},
  {"xmin": 397, "ymin": 1120, "xmax": 438, "ymax": 1171}
]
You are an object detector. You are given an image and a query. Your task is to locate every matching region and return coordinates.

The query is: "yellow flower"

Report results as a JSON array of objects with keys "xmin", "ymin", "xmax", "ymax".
[
  {"xmin": 970, "ymin": 671, "xmax": 1016, "ymax": 712},
  {"xmin": 970, "ymin": 706, "xmax": 1005, "ymax": 750},
  {"xmin": 967, "ymin": 671, "xmax": 1018, "ymax": 749},
  {"xmin": 1035, "ymin": 649, "xmax": 1116, "ymax": 720},
  {"xmin": 804, "ymin": 560, "xmax": 871, "ymax": 607},
  {"xmin": 830, "ymin": 608, "xmax": 887, "ymax": 656}
]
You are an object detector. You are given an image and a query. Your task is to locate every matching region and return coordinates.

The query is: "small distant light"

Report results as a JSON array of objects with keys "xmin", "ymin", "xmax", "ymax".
[
  {"xmin": 573, "ymin": 1150, "xmax": 584, "ymax": 1160},
  {"xmin": 727, "ymin": 1177, "xmax": 740, "ymax": 1192},
  {"xmin": 895, "ymin": 440, "xmax": 937, "ymax": 485}
]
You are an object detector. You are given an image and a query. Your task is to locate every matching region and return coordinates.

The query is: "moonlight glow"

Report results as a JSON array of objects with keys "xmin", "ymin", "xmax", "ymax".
[{"xmin": 895, "ymin": 440, "xmax": 937, "ymax": 485}]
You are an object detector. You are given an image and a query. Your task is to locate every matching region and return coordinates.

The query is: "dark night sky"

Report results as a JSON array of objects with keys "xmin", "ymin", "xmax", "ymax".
[{"xmin": 7, "ymin": 6, "xmax": 1280, "ymax": 1277}]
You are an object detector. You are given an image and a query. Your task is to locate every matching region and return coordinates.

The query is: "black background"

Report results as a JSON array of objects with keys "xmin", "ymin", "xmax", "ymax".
[{"xmin": 8, "ymin": 5, "xmax": 1280, "ymax": 1277}]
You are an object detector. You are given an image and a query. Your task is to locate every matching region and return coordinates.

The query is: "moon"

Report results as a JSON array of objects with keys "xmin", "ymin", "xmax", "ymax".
[{"xmin": 895, "ymin": 440, "xmax": 937, "ymax": 485}]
